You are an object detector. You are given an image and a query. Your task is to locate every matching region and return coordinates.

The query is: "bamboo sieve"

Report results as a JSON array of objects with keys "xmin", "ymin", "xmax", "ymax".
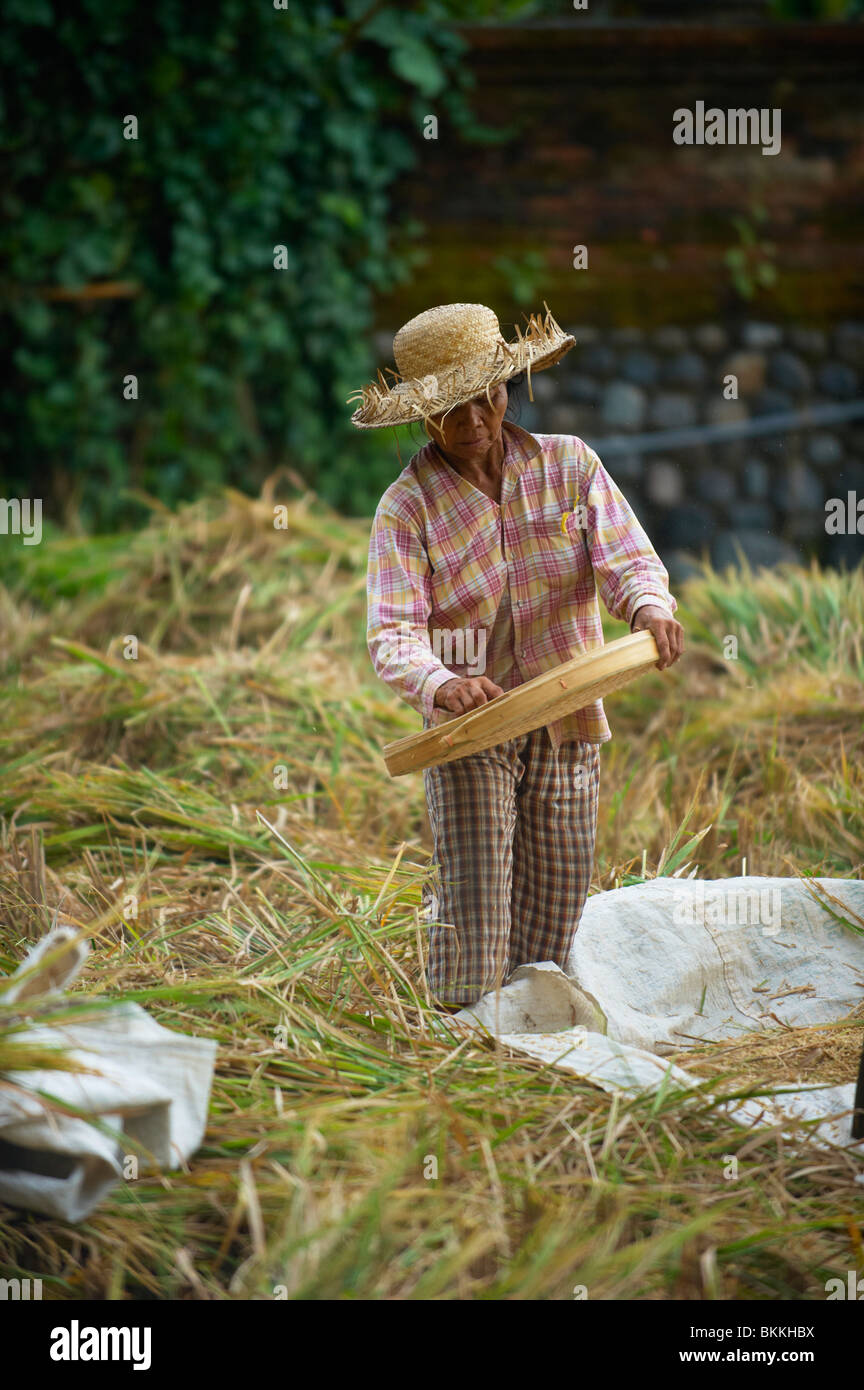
[{"xmin": 383, "ymin": 629, "xmax": 661, "ymax": 776}]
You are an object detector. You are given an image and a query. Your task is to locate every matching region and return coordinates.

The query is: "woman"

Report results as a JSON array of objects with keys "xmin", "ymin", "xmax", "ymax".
[{"xmin": 351, "ymin": 303, "xmax": 684, "ymax": 1010}]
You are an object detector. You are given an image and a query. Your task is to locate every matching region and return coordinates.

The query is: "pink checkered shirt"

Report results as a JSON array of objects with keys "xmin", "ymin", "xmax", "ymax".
[{"xmin": 367, "ymin": 423, "xmax": 677, "ymax": 747}]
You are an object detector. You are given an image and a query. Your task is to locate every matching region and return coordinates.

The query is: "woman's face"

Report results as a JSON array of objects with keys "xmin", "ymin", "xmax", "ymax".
[{"xmin": 425, "ymin": 381, "xmax": 508, "ymax": 464}]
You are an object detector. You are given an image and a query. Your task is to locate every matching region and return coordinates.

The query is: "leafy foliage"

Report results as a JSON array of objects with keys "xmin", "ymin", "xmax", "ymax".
[
  {"xmin": 0, "ymin": 0, "xmax": 490, "ymax": 528},
  {"xmin": 723, "ymin": 204, "xmax": 778, "ymax": 303}
]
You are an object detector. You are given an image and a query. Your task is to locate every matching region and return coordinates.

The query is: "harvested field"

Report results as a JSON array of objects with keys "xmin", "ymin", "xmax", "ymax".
[{"xmin": 1, "ymin": 484, "xmax": 862, "ymax": 1301}]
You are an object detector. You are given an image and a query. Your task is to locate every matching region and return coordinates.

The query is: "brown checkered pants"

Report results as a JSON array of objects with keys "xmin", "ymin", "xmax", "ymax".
[{"xmin": 422, "ymin": 730, "xmax": 601, "ymax": 1006}]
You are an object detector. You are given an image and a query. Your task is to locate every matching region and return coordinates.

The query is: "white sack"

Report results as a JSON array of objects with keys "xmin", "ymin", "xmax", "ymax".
[
  {"xmin": 567, "ymin": 876, "xmax": 864, "ymax": 1053},
  {"xmin": 451, "ymin": 878, "xmax": 864, "ymax": 1156},
  {"xmin": 0, "ymin": 928, "xmax": 217, "ymax": 1221}
]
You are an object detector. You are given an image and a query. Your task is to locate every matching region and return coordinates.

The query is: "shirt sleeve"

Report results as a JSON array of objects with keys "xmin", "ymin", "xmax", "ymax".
[
  {"xmin": 366, "ymin": 503, "xmax": 460, "ymax": 720},
  {"xmin": 578, "ymin": 444, "xmax": 678, "ymax": 627}
]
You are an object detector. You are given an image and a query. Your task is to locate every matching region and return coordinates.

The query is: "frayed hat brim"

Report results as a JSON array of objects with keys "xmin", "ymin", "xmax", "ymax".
[{"xmin": 347, "ymin": 306, "xmax": 575, "ymax": 430}]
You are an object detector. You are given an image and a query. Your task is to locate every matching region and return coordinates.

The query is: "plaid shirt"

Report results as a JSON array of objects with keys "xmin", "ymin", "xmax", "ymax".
[{"xmin": 367, "ymin": 423, "xmax": 677, "ymax": 747}]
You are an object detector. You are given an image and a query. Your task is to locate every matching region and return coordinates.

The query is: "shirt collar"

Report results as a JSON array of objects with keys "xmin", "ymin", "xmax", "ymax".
[{"xmin": 501, "ymin": 420, "xmax": 542, "ymax": 463}]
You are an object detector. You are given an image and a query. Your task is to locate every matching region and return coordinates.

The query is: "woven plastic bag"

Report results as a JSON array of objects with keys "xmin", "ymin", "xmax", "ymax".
[
  {"xmin": 451, "ymin": 878, "xmax": 864, "ymax": 1153},
  {"xmin": 0, "ymin": 926, "xmax": 217, "ymax": 1221}
]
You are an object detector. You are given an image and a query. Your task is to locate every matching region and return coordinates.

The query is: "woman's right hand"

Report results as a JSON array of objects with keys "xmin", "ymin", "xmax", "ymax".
[{"xmin": 434, "ymin": 676, "xmax": 504, "ymax": 715}]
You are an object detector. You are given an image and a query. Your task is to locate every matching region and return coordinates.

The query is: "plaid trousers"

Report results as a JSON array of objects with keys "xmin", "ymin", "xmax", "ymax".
[{"xmin": 422, "ymin": 730, "xmax": 601, "ymax": 1006}]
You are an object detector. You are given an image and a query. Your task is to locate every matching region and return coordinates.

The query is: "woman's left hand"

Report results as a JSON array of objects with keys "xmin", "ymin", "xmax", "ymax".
[{"xmin": 631, "ymin": 605, "xmax": 685, "ymax": 670}]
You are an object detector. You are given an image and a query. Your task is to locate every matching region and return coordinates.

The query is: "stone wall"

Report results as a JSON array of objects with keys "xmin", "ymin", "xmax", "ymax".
[{"xmin": 512, "ymin": 318, "xmax": 864, "ymax": 580}]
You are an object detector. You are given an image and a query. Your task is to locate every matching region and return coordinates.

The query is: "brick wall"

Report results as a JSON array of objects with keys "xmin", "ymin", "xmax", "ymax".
[{"xmin": 378, "ymin": 21, "xmax": 864, "ymax": 329}]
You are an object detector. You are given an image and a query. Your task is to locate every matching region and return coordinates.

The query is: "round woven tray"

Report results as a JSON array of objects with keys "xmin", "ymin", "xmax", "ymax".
[{"xmin": 383, "ymin": 629, "xmax": 660, "ymax": 776}]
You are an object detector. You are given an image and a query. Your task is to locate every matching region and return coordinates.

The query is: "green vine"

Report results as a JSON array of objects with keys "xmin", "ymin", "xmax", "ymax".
[{"xmin": 0, "ymin": 0, "xmax": 526, "ymax": 528}]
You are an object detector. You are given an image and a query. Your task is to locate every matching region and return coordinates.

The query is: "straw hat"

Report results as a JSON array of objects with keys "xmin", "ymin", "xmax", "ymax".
[{"xmin": 348, "ymin": 302, "xmax": 576, "ymax": 430}]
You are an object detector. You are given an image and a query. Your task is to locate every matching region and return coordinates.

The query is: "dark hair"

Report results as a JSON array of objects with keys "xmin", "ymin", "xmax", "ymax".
[{"xmin": 504, "ymin": 371, "xmax": 527, "ymax": 423}]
